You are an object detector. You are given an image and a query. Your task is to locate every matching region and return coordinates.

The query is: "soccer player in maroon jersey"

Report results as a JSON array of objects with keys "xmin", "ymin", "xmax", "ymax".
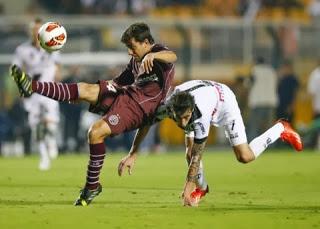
[{"xmin": 10, "ymin": 22, "xmax": 177, "ymax": 206}]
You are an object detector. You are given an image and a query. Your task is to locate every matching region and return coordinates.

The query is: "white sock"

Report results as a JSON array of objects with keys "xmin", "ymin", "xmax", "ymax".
[
  {"xmin": 249, "ymin": 123, "xmax": 284, "ymax": 159},
  {"xmin": 196, "ymin": 161, "xmax": 208, "ymax": 190},
  {"xmin": 39, "ymin": 140, "xmax": 51, "ymax": 170},
  {"xmin": 46, "ymin": 135, "xmax": 58, "ymax": 159}
]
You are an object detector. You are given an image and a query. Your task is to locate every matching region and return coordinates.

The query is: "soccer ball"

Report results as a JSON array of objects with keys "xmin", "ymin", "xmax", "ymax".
[{"xmin": 38, "ymin": 22, "xmax": 67, "ymax": 52}]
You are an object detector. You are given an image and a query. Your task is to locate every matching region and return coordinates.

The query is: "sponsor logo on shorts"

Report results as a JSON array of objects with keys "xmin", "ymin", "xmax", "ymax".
[
  {"xmin": 264, "ymin": 137, "xmax": 272, "ymax": 148},
  {"xmin": 229, "ymin": 133, "xmax": 239, "ymax": 139},
  {"xmin": 108, "ymin": 114, "xmax": 120, "ymax": 126}
]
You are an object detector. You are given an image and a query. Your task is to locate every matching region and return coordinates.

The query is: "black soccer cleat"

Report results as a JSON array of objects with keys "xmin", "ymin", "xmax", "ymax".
[
  {"xmin": 74, "ymin": 184, "xmax": 102, "ymax": 206},
  {"xmin": 10, "ymin": 64, "xmax": 33, "ymax": 97}
]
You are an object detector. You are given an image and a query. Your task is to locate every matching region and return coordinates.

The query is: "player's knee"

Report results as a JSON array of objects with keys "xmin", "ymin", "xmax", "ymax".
[
  {"xmin": 87, "ymin": 120, "xmax": 111, "ymax": 143},
  {"xmin": 233, "ymin": 144, "xmax": 255, "ymax": 164},
  {"xmin": 236, "ymin": 154, "xmax": 252, "ymax": 164}
]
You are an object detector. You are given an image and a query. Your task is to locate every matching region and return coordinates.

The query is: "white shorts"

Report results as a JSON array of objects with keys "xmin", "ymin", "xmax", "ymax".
[
  {"xmin": 214, "ymin": 85, "xmax": 247, "ymax": 146},
  {"xmin": 24, "ymin": 94, "xmax": 60, "ymax": 127}
]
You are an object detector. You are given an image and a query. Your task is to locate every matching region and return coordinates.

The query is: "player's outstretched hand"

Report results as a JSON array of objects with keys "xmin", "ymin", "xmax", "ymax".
[
  {"xmin": 117, "ymin": 154, "xmax": 137, "ymax": 176},
  {"xmin": 182, "ymin": 181, "xmax": 198, "ymax": 207},
  {"xmin": 141, "ymin": 53, "xmax": 155, "ymax": 74}
]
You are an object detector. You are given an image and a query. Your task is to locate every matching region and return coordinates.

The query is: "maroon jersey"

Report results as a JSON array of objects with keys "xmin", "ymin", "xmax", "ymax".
[{"xmin": 112, "ymin": 44, "xmax": 175, "ymax": 117}]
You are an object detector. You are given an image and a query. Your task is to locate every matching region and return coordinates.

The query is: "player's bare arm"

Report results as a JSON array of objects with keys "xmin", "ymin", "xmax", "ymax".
[
  {"xmin": 185, "ymin": 136, "xmax": 194, "ymax": 165},
  {"xmin": 183, "ymin": 140, "xmax": 206, "ymax": 206},
  {"xmin": 118, "ymin": 125, "xmax": 151, "ymax": 176},
  {"xmin": 187, "ymin": 141, "xmax": 206, "ymax": 183},
  {"xmin": 142, "ymin": 50, "xmax": 177, "ymax": 73}
]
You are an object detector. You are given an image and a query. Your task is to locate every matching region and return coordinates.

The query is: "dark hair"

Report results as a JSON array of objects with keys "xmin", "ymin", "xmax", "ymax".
[
  {"xmin": 121, "ymin": 22, "xmax": 154, "ymax": 48},
  {"xmin": 170, "ymin": 91, "xmax": 195, "ymax": 116}
]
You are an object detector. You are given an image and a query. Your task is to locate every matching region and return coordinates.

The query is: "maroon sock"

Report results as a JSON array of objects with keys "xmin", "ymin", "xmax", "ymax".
[
  {"xmin": 31, "ymin": 81, "xmax": 79, "ymax": 101},
  {"xmin": 85, "ymin": 143, "xmax": 106, "ymax": 190}
]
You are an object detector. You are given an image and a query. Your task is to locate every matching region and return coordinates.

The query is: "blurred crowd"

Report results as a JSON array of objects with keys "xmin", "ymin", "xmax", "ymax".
[{"xmin": 0, "ymin": 0, "xmax": 316, "ymax": 20}]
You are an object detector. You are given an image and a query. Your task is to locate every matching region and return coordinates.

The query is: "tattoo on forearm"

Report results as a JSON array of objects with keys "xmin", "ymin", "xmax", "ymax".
[{"xmin": 186, "ymin": 142, "xmax": 206, "ymax": 182}]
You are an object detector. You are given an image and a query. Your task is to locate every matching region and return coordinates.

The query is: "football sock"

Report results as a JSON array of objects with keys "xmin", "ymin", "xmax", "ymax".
[
  {"xmin": 45, "ymin": 135, "xmax": 58, "ymax": 159},
  {"xmin": 85, "ymin": 143, "xmax": 106, "ymax": 190},
  {"xmin": 39, "ymin": 140, "xmax": 50, "ymax": 170},
  {"xmin": 196, "ymin": 161, "xmax": 208, "ymax": 190},
  {"xmin": 249, "ymin": 122, "xmax": 284, "ymax": 158},
  {"xmin": 32, "ymin": 81, "xmax": 79, "ymax": 101}
]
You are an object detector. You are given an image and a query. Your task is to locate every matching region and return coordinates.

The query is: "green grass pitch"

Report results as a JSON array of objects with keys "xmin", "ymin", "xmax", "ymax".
[{"xmin": 0, "ymin": 150, "xmax": 319, "ymax": 229}]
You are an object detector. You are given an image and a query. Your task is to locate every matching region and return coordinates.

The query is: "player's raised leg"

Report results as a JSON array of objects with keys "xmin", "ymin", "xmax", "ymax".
[
  {"xmin": 232, "ymin": 119, "xmax": 303, "ymax": 163},
  {"xmin": 74, "ymin": 119, "xmax": 111, "ymax": 206},
  {"xmin": 10, "ymin": 64, "xmax": 99, "ymax": 104}
]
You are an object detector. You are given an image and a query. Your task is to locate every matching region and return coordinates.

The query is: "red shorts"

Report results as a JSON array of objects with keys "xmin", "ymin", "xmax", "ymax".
[
  {"xmin": 103, "ymin": 93, "xmax": 146, "ymax": 136},
  {"xmin": 89, "ymin": 80, "xmax": 146, "ymax": 136}
]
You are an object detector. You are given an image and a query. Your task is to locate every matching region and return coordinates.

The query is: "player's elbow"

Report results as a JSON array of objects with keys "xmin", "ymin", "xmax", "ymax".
[{"xmin": 171, "ymin": 53, "xmax": 177, "ymax": 63}]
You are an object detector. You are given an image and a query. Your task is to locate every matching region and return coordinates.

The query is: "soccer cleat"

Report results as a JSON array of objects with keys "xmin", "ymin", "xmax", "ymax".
[
  {"xmin": 74, "ymin": 184, "xmax": 102, "ymax": 206},
  {"xmin": 190, "ymin": 185, "xmax": 209, "ymax": 203},
  {"xmin": 278, "ymin": 119, "xmax": 303, "ymax": 151},
  {"xmin": 10, "ymin": 64, "xmax": 33, "ymax": 97}
]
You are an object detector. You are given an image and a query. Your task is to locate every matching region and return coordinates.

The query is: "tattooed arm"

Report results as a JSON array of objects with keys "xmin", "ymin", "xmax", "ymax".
[{"xmin": 182, "ymin": 139, "xmax": 207, "ymax": 207}]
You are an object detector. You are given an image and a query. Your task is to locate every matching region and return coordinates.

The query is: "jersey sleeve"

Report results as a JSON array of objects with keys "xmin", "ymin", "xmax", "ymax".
[
  {"xmin": 12, "ymin": 47, "xmax": 24, "ymax": 67},
  {"xmin": 185, "ymin": 130, "xmax": 195, "ymax": 138},
  {"xmin": 112, "ymin": 58, "xmax": 134, "ymax": 86},
  {"xmin": 193, "ymin": 120, "xmax": 210, "ymax": 141},
  {"xmin": 151, "ymin": 44, "xmax": 170, "ymax": 52},
  {"xmin": 192, "ymin": 106, "xmax": 212, "ymax": 142}
]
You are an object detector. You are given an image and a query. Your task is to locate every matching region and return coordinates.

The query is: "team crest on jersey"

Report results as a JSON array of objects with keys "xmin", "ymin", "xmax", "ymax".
[{"xmin": 108, "ymin": 114, "xmax": 120, "ymax": 126}]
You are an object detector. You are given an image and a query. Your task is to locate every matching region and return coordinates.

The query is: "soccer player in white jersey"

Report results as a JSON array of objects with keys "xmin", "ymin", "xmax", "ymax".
[
  {"xmin": 12, "ymin": 18, "xmax": 61, "ymax": 170},
  {"xmin": 118, "ymin": 80, "xmax": 303, "ymax": 207}
]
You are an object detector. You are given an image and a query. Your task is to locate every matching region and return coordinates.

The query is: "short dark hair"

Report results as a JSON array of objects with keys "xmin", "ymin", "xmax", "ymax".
[
  {"xmin": 121, "ymin": 22, "xmax": 154, "ymax": 48},
  {"xmin": 170, "ymin": 91, "xmax": 195, "ymax": 116}
]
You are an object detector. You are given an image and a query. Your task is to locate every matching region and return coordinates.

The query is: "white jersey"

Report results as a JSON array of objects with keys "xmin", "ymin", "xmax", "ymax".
[
  {"xmin": 12, "ymin": 41, "xmax": 60, "ymax": 125},
  {"xmin": 163, "ymin": 80, "xmax": 247, "ymax": 146},
  {"xmin": 12, "ymin": 41, "xmax": 60, "ymax": 81}
]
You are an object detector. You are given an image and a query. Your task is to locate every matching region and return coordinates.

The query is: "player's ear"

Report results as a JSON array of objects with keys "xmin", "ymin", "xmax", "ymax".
[{"xmin": 143, "ymin": 38, "xmax": 149, "ymax": 45}]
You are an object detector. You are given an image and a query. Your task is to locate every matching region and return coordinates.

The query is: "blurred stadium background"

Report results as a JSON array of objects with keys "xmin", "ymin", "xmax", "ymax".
[{"xmin": 0, "ymin": 0, "xmax": 319, "ymax": 156}]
